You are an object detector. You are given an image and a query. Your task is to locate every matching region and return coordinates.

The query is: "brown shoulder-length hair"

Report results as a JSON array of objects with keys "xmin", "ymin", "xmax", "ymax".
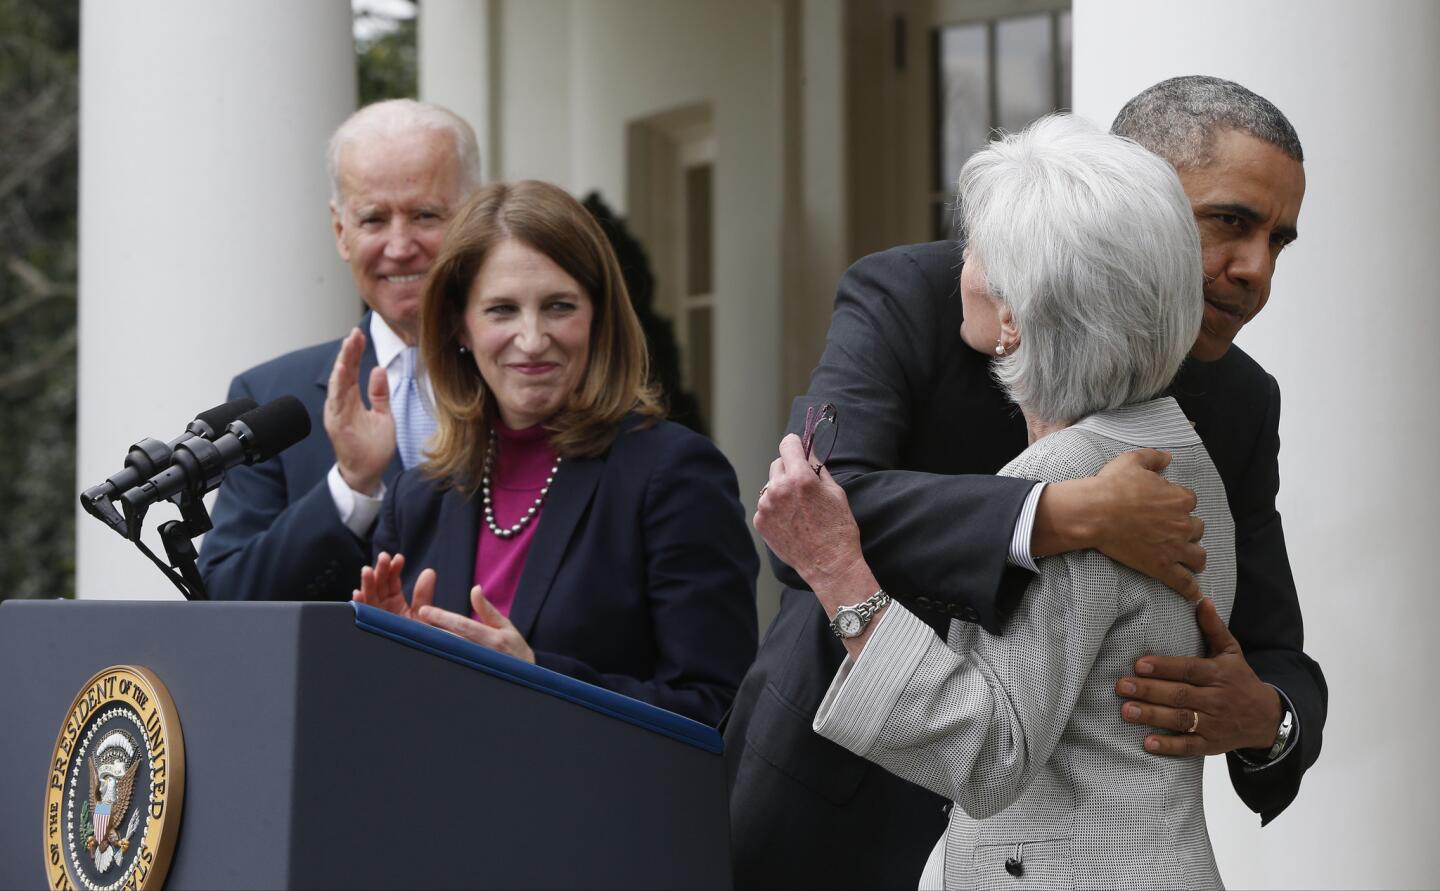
[{"xmin": 419, "ymin": 180, "xmax": 662, "ymax": 492}]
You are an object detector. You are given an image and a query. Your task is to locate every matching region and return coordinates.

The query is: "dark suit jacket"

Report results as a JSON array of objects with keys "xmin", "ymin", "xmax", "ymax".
[
  {"xmin": 725, "ymin": 241, "xmax": 1328, "ymax": 889},
  {"xmin": 371, "ymin": 417, "xmax": 760, "ymax": 727},
  {"xmin": 198, "ymin": 314, "xmax": 403, "ymax": 602}
]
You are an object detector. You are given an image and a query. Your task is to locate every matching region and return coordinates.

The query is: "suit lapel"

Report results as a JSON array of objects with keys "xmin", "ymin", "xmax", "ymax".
[
  {"xmin": 432, "ymin": 487, "xmax": 483, "ymax": 616},
  {"xmin": 508, "ymin": 455, "xmax": 606, "ymax": 639}
]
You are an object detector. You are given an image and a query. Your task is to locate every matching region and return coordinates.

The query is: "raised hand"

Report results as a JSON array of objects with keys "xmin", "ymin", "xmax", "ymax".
[
  {"xmin": 1115, "ymin": 597, "xmax": 1283, "ymax": 757},
  {"xmin": 754, "ymin": 434, "xmax": 866, "ymax": 589},
  {"xmin": 324, "ymin": 327, "xmax": 396, "ymax": 496},
  {"xmin": 353, "ymin": 552, "xmax": 435, "ymax": 621}
]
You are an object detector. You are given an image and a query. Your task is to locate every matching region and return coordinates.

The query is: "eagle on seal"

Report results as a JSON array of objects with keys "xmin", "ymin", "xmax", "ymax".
[{"xmin": 87, "ymin": 747, "xmax": 139, "ymax": 861}]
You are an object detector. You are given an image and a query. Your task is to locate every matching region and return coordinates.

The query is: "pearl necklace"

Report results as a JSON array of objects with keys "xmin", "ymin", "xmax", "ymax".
[{"xmin": 481, "ymin": 428, "xmax": 561, "ymax": 539}]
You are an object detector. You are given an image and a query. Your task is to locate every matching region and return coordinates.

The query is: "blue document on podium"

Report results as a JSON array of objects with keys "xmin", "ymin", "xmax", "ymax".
[{"xmin": 351, "ymin": 601, "xmax": 723, "ymax": 754}]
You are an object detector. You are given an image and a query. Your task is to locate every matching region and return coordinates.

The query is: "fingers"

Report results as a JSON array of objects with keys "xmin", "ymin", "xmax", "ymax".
[
  {"xmin": 776, "ymin": 433, "xmax": 810, "ymax": 476},
  {"xmin": 1121, "ymin": 703, "xmax": 1218, "ymax": 756},
  {"xmin": 1126, "ymin": 447, "xmax": 1172, "ymax": 473},
  {"xmin": 1134, "ymin": 653, "xmax": 1218, "ymax": 687},
  {"xmin": 412, "ymin": 568, "xmax": 437, "ymax": 612},
  {"xmin": 1115, "ymin": 673, "xmax": 1209, "ymax": 710},
  {"xmin": 367, "ymin": 364, "xmax": 391, "ymax": 415},
  {"xmin": 470, "ymin": 585, "xmax": 508, "ymax": 627},
  {"xmin": 1179, "ymin": 540, "xmax": 1206, "ymax": 575},
  {"xmin": 765, "ymin": 456, "xmax": 783, "ymax": 490},
  {"xmin": 417, "ymin": 604, "xmax": 494, "ymax": 645},
  {"xmin": 1157, "ymin": 562, "xmax": 1201, "ymax": 603},
  {"xmin": 375, "ymin": 552, "xmax": 409, "ymax": 606},
  {"xmin": 1121, "ymin": 699, "xmax": 1201, "ymax": 733},
  {"xmin": 1142, "ymin": 731, "xmax": 1209, "ymax": 757},
  {"xmin": 326, "ymin": 329, "xmax": 365, "ymax": 408},
  {"xmin": 1194, "ymin": 596, "xmax": 1241, "ymax": 658},
  {"xmin": 1187, "ymin": 515, "xmax": 1205, "ymax": 544}
]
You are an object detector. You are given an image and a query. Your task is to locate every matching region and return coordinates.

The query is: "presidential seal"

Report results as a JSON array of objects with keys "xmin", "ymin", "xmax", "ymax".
[{"xmin": 44, "ymin": 666, "xmax": 185, "ymax": 891}]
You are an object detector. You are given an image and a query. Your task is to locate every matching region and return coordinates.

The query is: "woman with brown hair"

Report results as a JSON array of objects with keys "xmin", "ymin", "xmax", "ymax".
[{"xmin": 354, "ymin": 180, "xmax": 758, "ymax": 725}]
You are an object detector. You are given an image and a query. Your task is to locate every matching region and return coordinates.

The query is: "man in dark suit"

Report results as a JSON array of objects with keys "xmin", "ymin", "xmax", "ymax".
[
  {"xmin": 197, "ymin": 100, "xmax": 481, "ymax": 602},
  {"xmin": 726, "ymin": 76, "xmax": 1327, "ymax": 889}
]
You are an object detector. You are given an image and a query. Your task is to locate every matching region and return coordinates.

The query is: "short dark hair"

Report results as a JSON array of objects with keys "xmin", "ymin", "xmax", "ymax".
[{"xmin": 1111, "ymin": 75, "xmax": 1303, "ymax": 171}]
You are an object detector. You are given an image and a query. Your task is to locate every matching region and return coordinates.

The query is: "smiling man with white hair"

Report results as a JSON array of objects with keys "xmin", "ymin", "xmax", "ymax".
[{"xmin": 198, "ymin": 99, "xmax": 481, "ymax": 603}]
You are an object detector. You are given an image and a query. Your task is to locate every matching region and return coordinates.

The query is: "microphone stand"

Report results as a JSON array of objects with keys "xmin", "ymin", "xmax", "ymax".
[
  {"xmin": 156, "ymin": 498, "xmax": 212, "ymax": 601},
  {"xmin": 110, "ymin": 484, "xmax": 213, "ymax": 602}
]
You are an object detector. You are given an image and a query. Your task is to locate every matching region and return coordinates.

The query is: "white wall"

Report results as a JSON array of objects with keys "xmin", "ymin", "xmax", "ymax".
[
  {"xmin": 1074, "ymin": 1, "xmax": 1440, "ymax": 887},
  {"xmin": 417, "ymin": 0, "xmax": 495, "ymax": 182},
  {"xmin": 76, "ymin": 0, "xmax": 357, "ymax": 599}
]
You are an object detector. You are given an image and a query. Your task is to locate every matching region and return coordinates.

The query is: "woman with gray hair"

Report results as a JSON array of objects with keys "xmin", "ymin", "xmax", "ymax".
[{"xmin": 755, "ymin": 113, "xmax": 1233, "ymax": 888}]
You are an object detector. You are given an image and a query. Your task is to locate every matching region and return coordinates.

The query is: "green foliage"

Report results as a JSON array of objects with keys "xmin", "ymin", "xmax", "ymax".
[
  {"xmin": 0, "ymin": 0, "xmax": 79, "ymax": 602},
  {"xmin": 356, "ymin": 5, "xmax": 417, "ymax": 106}
]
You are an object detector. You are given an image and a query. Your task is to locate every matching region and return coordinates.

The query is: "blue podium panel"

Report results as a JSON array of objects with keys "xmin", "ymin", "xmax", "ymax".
[{"xmin": 0, "ymin": 601, "xmax": 731, "ymax": 890}]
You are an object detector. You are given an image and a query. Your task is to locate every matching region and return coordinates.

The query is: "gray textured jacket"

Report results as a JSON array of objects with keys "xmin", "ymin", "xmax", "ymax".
[{"xmin": 815, "ymin": 397, "xmax": 1234, "ymax": 890}]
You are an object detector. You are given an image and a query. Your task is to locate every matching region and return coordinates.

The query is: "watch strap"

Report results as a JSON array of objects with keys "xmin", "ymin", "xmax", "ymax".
[
  {"xmin": 1234, "ymin": 696, "xmax": 1296, "ymax": 769},
  {"xmin": 829, "ymin": 589, "xmax": 891, "ymax": 638}
]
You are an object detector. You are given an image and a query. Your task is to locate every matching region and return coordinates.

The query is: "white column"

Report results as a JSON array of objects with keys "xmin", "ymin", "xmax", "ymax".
[
  {"xmin": 1074, "ymin": 1, "xmax": 1440, "ymax": 886},
  {"xmin": 77, "ymin": 0, "xmax": 357, "ymax": 599},
  {"xmin": 417, "ymin": 0, "xmax": 495, "ymax": 182}
]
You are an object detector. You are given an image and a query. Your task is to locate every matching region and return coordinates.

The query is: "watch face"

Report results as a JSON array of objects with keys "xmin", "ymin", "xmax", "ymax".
[{"xmin": 836, "ymin": 609, "xmax": 863, "ymax": 638}]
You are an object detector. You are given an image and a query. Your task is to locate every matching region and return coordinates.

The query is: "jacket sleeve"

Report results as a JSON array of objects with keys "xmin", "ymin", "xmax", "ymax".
[
  {"xmin": 533, "ymin": 433, "xmax": 759, "ymax": 726},
  {"xmin": 1223, "ymin": 374, "xmax": 1328, "ymax": 823},
  {"xmin": 813, "ymin": 543, "xmax": 1118, "ymax": 820},
  {"xmin": 197, "ymin": 374, "xmax": 370, "ymax": 602},
  {"xmin": 770, "ymin": 247, "xmax": 1035, "ymax": 633}
]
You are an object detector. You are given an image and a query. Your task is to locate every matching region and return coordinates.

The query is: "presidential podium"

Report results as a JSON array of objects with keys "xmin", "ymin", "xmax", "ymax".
[{"xmin": 0, "ymin": 600, "xmax": 733, "ymax": 889}]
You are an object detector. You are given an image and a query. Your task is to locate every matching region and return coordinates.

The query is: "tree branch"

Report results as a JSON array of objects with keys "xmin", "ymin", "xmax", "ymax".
[{"xmin": 0, "ymin": 325, "xmax": 76, "ymax": 394}]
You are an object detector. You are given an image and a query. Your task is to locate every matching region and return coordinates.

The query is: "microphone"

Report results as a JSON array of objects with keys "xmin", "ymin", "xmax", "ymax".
[
  {"xmin": 119, "ymin": 395, "xmax": 311, "ymax": 532},
  {"xmin": 80, "ymin": 397, "xmax": 258, "ymax": 533}
]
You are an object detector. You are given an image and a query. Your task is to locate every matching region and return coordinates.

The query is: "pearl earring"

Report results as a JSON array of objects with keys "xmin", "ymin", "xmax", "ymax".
[{"xmin": 994, "ymin": 338, "xmax": 1006, "ymax": 356}]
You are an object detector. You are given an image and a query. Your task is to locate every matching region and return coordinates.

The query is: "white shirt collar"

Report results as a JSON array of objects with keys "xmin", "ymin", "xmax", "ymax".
[{"xmin": 367, "ymin": 313, "xmax": 410, "ymax": 371}]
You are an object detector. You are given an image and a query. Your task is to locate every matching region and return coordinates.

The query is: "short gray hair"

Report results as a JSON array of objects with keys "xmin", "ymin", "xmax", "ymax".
[
  {"xmin": 327, "ymin": 99, "xmax": 482, "ymax": 209},
  {"xmin": 959, "ymin": 114, "xmax": 1203, "ymax": 424},
  {"xmin": 1111, "ymin": 75, "xmax": 1302, "ymax": 171}
]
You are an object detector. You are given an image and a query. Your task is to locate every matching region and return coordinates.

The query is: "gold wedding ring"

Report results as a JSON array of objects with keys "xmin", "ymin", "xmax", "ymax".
[{"xmin": 1187, "ymin": 710, "xmax": 1200, "ymax": 734}]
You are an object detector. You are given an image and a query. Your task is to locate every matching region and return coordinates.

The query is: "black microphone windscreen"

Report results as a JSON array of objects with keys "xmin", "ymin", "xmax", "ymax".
[
  {"xmin": 237, "ymin": 396, "xmax": 312, "ymax": 462},
  {"xmin": 192, "ymin": 397, "xmax": 258, "ymax": 436}
]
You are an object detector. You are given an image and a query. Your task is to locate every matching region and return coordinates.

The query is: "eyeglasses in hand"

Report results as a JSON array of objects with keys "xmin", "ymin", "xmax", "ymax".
[{"xmin": 800, "ymin": 403, "xmax": 838, "ymax": 473}]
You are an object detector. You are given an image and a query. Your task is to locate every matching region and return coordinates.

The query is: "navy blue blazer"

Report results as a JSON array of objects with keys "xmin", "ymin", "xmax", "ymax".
[
  {"xmin": 372, "ymin": 417, "xmax": 760, "ymax": 727},
  {"xmin": 198, "ymin": 314, "xmax": 403, "ymax": 602},
  {"xmin": 725, "ymin": 241, "xmax": 1328, "ymax": 889}
]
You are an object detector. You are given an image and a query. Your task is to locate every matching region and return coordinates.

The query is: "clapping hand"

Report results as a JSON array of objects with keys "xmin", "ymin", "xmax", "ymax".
[
  {"xmin": 324, "ymin": 327, "xmax": 396, "ymax": 496},
  {"xmin": 353, "ymin": 552, "xmax": 535, "ymax": 664}
]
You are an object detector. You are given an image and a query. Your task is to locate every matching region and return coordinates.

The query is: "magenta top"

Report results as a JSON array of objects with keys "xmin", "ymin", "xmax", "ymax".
[{"xmin": 472, "ymin": 421, "xmax": 557, "ymax": 619}]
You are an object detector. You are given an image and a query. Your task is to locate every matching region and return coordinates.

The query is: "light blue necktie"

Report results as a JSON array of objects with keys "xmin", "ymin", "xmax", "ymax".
[{"xmin": 392, "ymin": 346, "xmax": 437, "ymax": 470}]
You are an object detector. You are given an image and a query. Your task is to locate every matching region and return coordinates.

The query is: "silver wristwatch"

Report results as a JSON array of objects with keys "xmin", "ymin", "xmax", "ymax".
[
  {"xmin": 1236, "ymin": 705, "xmax": 1294, "ymax": 768},
  {"xmin": 830, "ymin": 589, "xmax": 891, "ymax": 639}
]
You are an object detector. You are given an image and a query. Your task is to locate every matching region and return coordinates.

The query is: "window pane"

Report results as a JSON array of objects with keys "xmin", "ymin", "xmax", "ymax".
[
  {"xmin": 685, "ymin": 163, "xmax": 712, "ymax": 297},
  {"xmin": 937, "ymin": 23, "xmax": 988, "ymax": 235},
  {"xmin": 996, "ymin": 14, "xmax": 1052, "ymax": 134}
]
